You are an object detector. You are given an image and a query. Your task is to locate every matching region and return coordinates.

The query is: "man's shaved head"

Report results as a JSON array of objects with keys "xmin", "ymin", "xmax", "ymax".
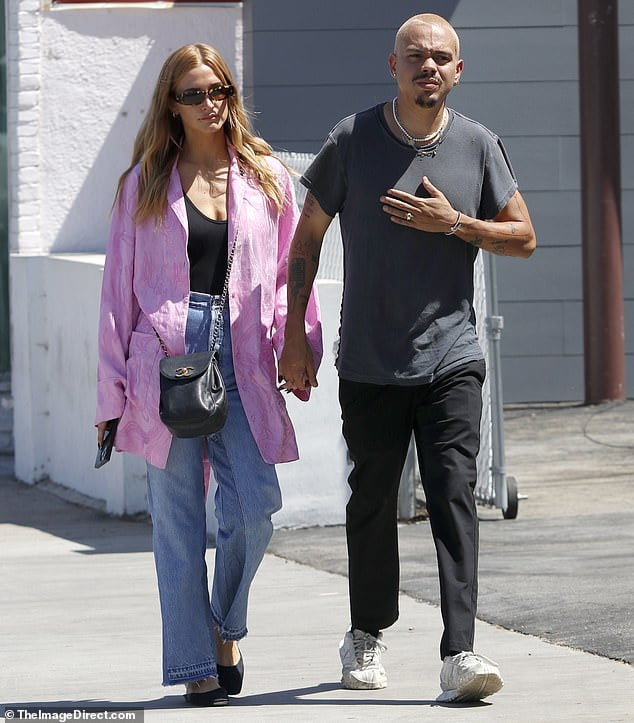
[{"xmin": 394, "ymin": 14, "xmax": 461, "ymax": 58}]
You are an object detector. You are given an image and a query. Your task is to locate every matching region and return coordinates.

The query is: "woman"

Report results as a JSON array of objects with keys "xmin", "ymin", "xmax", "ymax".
[{"xmin": 95, "ymin": 44, "xmax": 321, "ymax": 707}]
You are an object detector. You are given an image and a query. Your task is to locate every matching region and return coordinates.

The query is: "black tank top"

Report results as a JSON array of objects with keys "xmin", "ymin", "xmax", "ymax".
[{"xmin": 185, "ymin": 194, "xmax": 229, "ymax": 295}]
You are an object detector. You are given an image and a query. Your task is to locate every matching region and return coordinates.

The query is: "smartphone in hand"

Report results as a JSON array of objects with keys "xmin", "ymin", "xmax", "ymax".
[{"xmin": 95, "ymin": 419, "xmax": 119, "ymax": 469}]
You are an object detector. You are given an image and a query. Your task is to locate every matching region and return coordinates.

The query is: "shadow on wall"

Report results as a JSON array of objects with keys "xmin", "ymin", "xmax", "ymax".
[{"xmin": 47, "ymin": 9, "xmax": 238, "ymax": 253}]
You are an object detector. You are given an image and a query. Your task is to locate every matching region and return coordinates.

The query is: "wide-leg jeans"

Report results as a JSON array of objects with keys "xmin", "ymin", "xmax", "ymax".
[
  {"xmin": 339, "ymin": 359, "xmax": 486, "ymax": 659},
  {"xmin": 146, "ymin": 292, "xmax": 282, "ymax": 686}
]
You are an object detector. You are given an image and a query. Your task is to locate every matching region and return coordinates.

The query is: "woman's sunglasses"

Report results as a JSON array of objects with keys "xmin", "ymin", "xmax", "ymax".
[{"xmin": 173, "ymin": 85, "xmax": 235, "ymax": 106}]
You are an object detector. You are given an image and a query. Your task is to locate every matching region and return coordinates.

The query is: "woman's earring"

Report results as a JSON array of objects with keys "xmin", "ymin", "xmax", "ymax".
[{"xmin": 172, "ymin": 111, "xmax": 179, "ymax": 119}]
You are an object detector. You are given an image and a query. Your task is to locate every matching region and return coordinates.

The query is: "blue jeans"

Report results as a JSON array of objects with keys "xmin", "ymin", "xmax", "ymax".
[{"xmin": 147, "ymin": 292, "xmax": 282, "ymax": 686}]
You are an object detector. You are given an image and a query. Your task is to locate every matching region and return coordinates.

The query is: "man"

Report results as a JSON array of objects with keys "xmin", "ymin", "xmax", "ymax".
[{"xmin": 279, "ymin": 13, "xmax": 535, "ymax": 703}]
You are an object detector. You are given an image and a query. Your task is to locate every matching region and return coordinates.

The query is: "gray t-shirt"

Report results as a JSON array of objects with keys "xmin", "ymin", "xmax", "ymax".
[{"xmin": 301, "ymin": 104, "xmax": 517, "ymax": 385}]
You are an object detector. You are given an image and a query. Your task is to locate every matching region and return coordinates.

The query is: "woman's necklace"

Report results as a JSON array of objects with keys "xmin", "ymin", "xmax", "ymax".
[
  {"xmin": 180, "ymin": 153, "xmax": 229, "ymax": 199},
  {"xmin": 195, "ymin": 165, "xmax": 228, "ymax": 199},
  {"xmin": 392, "ymin": 98, "xmax": 448, "ymax": 150}
]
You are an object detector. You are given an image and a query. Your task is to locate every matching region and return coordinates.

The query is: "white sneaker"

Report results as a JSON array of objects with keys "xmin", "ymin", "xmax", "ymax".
[
  {"xmin": 436, "ymin": 651, "xmax": 503, "ymax": 703},
  {"xmin": 339, "ymin": 628, "xmax": 388, "ymax": 690}
]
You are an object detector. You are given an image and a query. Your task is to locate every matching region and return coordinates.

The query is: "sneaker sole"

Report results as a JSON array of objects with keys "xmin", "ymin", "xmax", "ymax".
[
  {"xmin": 438, "ymin": 671, "xmax": 503, "ymax": 703},
  {"xmin": 341, "ymin": 673, "xmax": 388, "ymax": 690}
]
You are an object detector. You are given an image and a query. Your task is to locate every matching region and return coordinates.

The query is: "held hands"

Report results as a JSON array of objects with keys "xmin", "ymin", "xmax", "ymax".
[
  {"xmin": 381, "ymin": 176, "xmax": 458, "ymax": 233},
  {"xmin": 279, "ymin": 331, "xmax": 318, "ymax": 393}
]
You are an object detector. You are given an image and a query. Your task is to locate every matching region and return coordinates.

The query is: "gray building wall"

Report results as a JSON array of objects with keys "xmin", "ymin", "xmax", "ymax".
[{"xmin": 243, "ymin": 0, "xmax": 633, "ymax": 403}]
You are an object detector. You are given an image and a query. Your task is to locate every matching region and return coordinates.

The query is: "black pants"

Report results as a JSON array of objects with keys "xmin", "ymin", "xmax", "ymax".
[{"xmin": 339, "ymin": 359, "xmax": 486, "ymax": 659}]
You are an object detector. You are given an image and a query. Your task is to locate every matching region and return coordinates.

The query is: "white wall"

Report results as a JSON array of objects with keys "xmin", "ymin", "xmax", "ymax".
[
  {"xmin": 7, "ymin": 1, "xmax": 243, "ymax": 503},
  {"xmin": 10, "ymin": 251, "xmax": 350, "ymax": 524},
  {"xmin": 11, "ymin": 253, "xmax": 148, "ymax": 513},
  {"xmin": 7, "ymin": 1, "xmax": 353, "ymax": 525},
  {"xmin": 8, "ymin": 1, "xmax": 242, "ymax": 255}
]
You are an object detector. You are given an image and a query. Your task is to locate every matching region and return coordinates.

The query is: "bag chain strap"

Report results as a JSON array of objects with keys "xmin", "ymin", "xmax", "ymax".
[
  {"xmin": 208, "ymin": 233, "xmax": 237, "ymax": 356},
  {"xmin": 154, "ymin": 229, "xmax": 238, "ymax": 359}
]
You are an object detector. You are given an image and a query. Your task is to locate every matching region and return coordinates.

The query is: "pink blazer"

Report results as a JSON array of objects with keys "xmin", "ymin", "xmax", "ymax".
[{"xmin": 96, "ymin": 148, "xmax": 322, "ymax": 468}]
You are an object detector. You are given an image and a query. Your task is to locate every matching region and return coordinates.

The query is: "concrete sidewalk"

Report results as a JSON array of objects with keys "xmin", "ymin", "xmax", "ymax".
[{"xmin": 1, "ymin": 460, "xmax": 633, "ymax": 722}]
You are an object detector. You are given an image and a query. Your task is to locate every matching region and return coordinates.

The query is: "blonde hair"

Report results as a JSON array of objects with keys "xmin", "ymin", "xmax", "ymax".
[{"xmin": 115, "ymin": 44, "xmax": 285, "ymax": 222}]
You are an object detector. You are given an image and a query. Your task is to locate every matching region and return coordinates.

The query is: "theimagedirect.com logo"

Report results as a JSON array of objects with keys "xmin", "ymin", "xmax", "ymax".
[{"xmin": 2, "ymin": 708, "xmax": 142, "ymax": 722}]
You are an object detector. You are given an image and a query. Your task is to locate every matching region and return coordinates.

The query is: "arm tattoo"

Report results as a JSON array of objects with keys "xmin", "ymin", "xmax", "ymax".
[
  {"xmin": 294, "ymin": 235, "xmax": 311, "ymax": 254},
  {"xmin": 289, "ymin": 258, "xmax": 306, "ymax": 290},
  {"xmin": 289, "ymin": 258, "xmax": 308, "ymax": 312},
  {"xmin": 301, "ymin": 194, "xmax": 317, "ymax": 220},
  {"xmin": 491, "ymin": 240, "xmax": 508, "ymax": 256}
]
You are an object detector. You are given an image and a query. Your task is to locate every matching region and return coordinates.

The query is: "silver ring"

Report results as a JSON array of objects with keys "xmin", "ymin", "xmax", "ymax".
[{"xmin": 406, "ymin": 212, "xmax": 413, "ymax": 222}]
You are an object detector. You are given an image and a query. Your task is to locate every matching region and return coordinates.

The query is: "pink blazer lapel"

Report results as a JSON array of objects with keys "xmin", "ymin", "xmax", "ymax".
[
  {"xmin": 168, "ymin": 149, "xmax": 247, "ymax": 245},
  {"xmin": 167, "ymin": 162, "xmax": 188, "ymax": 237},
  {"xmin": 227, "ymin": 146, "xmax": 249, "ymax": 244}
]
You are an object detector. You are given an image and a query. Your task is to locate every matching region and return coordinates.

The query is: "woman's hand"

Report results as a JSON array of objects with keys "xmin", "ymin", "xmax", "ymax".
[
  {"xmin": 97, "ymin": 422, "xmax": 109, "ymax": 446},
  {"xmin": 96, "ymin": 420, "xmax": 118, "ymax": 446}
]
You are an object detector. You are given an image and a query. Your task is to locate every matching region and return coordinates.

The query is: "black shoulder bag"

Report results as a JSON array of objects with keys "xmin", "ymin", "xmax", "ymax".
[{"xmin": 154, "ymin": 234, "xmax": 237, "ymax": 438}]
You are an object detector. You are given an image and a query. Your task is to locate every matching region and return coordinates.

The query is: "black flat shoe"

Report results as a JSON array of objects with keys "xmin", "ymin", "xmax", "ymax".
[
  {"xmin": 217, "ymin": 655, "xmax": 244, "ymax": 695},
  {"xmin": 184, "ymin": 685, "xmax": 229, "ymax": 707}
]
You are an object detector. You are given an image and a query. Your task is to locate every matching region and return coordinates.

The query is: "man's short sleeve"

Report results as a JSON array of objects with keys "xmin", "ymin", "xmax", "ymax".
[
  {"xmin": 479, "ymin": 136, "xmax": 518, "ymax": 220},
  {"xmin": 300, "ymin": 132, "xmax": 347, "ymax": 218}
]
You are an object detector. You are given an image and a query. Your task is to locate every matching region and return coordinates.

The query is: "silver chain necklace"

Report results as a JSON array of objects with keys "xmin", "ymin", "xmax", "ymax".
[{"xmin": 392, "ymin": 98, "xmax": 448, "ymax": 148}]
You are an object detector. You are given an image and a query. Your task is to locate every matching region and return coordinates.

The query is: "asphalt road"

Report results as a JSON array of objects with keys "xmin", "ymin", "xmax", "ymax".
[{"xmin": 269, "ymin": 401, "xmax": 634, "ymax": 664}]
